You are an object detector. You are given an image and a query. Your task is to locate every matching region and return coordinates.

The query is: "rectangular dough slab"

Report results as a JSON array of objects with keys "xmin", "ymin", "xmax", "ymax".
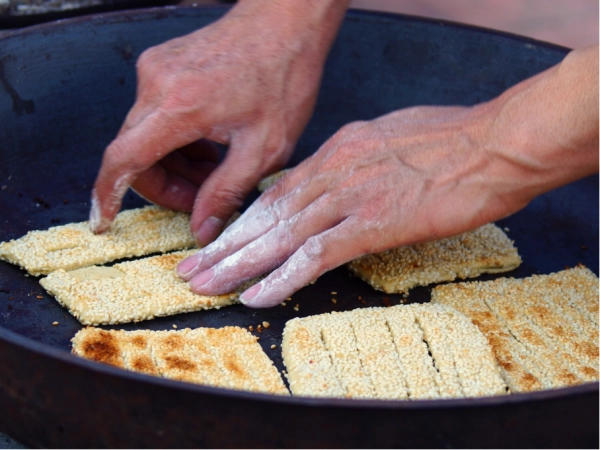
[
  {"xmin": 40, "ymin": 250, "xmax": 248, "ymax": 325},
  {"xmin": 72, "ymin": 326, "xmax": 289, "ymax": 395},
  {"xmin": 347, "ymin": 223, "xmax": 521, "ymax": 294},
  {"xmin": 0, "ymin": 205, "xmax": 195, "ymax": 276},
  {"xmin": 431, "ymin": 266, "xmax": 599, "ymax": 393},
  {"xmin": 282, "ymin": 303, "xmax": 506, "ymax": 400}
]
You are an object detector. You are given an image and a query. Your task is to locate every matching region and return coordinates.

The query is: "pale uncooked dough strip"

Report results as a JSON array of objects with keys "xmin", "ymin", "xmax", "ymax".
[
  {"xmin": 0, "ymin": 205, "xmax": 195, "ymax": 276},
  {"xmin": 40, "ymin": 250, "xmax": 252, "ymax": 325},
  {"xmin": 71, "ymin": 326, "xmax": 289, "ymax": 395},
  {"xmin": 431, "ymin": 267, "xmax": 599, "ymax": 392},
  {"xmin": 282, "ymin": 304, "xmax": 506, "ymax": 400},
  {"xmin": 347, "ymin": 223, "xmax": 521, "ymax": 294}
]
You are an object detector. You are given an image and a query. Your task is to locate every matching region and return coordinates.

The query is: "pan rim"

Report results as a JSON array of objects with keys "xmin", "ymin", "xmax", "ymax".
[
  {"xmin": 1, "ymin": 325, "xmax": 597, "ymax": 409},
  {"xmin": 0, "ymin": 5, "xmax": 572, "ymax": 54}
]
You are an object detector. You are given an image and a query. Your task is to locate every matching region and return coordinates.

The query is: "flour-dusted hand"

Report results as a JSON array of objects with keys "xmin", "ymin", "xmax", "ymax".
[
  {"xmin": 90, "ymin": 0, "xmax": 350, "ymax": 244},
  {"xmin": 177, "ymin": 46, "xmax": 598, "ymax": 307}
]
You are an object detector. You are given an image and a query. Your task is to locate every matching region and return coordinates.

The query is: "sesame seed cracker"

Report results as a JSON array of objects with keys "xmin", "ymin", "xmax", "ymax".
[
  {"xmin": 282, "ymin": 303, "xmax": 506, "ymax": 400},
  {"xmin": 40, "ymin": 250, "xmax": 252, "ymax": 325},
  {"xmin": 71, "ymin": 326, "xmax": 289, "ymax": 395},
  {"xmin": 0, "ymin": 206, "xmax": 195, "ymax": 276},
  {"xmin": 431, "ymin": 266, "xmax": 599, "ymax": 393},
  {"xmin": 347, "ymin": 223, "xmax": 521, "ymax": 294}
]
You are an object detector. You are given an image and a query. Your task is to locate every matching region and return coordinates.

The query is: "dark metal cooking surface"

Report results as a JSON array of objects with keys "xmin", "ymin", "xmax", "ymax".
[{"xmin": 0, "ymin": 6, "xmax": 598, "ymax": 448}]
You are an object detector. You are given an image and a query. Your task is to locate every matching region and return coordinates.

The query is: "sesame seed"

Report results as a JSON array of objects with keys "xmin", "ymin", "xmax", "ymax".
[
  {"xmin": 262, "ymin": 321, "xmax": 270, "ymax": 329},
  {"xmin": 331, "ymin": 291, "xmax": 337, "ymax": 295},
  {"xmin": 331, "ymin": 298, "xmax": 337, "ymax": 304},
  {"xmin": 172, "ymin": 324, "xmax": 177, "ymax": 329},
  {"xmin": 52, "ymin": 321, "xmax": 59, "ymax": 326},
  {"xmin": 271, "ymin": 344, "xmax": 276, "ymax": 349}
]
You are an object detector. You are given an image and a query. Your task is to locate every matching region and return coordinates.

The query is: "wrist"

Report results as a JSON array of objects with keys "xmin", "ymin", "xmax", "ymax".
[
  {"xmin": 480, "ymin": 47, "xmax": 599, "ymax": 204},
  {"xmin": 229, "ymin": 0, "xmax": 349, "ymax": 63}
]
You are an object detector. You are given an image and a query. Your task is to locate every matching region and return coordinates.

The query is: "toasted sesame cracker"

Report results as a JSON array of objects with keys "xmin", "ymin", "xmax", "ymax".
[
  {"xmin": 282, "ymin": 304, "xmax": 505, "ymax": 400},
  {"xmin": 0, "ymin": 206, "xmax": 195, "ymax": 276},
  {"xmin": 71, "ymin": 326, "xmax": 289, "ymax": 395},
  {"xmin": 347, "ymin": 224, "xmax": 521, "ymax": 294},
  {"xmin": 40, "ymin": 250, "xmax": 255, "ymax": 325},
  {"xmin": 431, "ymin": 266, "xmax": 599, "ymax": 393}
]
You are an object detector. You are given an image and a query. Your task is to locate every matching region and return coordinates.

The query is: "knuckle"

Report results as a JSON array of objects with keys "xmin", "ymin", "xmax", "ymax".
[
  {"xmin": 211, "ymin": 183, "xmax": 247, "ymax": 211},
  {"xmin": 272, "ymin": 221, "xmax": 295, "ymax": 258},
  {"xmin": 338, "ymin": 120, "xmax": 367, "ymax": 134},
  {"xmin": 302, "ymin": 235, "xmax": 326, "ymax": 262},
  {"xmin": 137, "ymin": 46, "xmax": 159, "ymax": 70}
]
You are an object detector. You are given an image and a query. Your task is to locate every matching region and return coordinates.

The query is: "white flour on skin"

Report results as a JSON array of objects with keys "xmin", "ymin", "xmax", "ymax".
[
  {"xmin": 89, "ymin": 190, "xmax": 112, "ymax": 233},
  {"xmin": 183, "ymin": 198, "xmax": 280, "ymax": 277},
  {"xmin": 241, "ymin": 243, "xmax": 316, "ymax": 307},
  {"xmin": 89, "ymin": 174, "xmax": 133, "ymax": 233}
]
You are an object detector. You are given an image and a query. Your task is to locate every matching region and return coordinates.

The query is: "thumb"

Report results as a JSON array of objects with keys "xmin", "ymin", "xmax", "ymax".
[{"xmin": 190, "ymin": 130, "xmax": 274, "ymax": 245}]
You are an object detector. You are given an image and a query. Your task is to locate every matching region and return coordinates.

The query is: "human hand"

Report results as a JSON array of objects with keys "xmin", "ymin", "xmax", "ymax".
[
  {"xmin": 90, "ymin": 0, "xmax": 349, "ymax": 244},
  {"xmin": 175, "ymin": 104, "xmax": 517, "ymax": 307}
]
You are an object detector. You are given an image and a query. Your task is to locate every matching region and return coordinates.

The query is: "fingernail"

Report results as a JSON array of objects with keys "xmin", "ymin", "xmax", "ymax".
[
  {"xmin": 177, "ymin": 254, "xmax": 200, "ymax": 278},
  {"xmin": 190, "ymin": 268, "xmax": 216, "ymax": 290},
  {"xmin": 240, "ymin": 283, "xmax": 263, "ymax": 305},
  {"xmin": 195, "ymin": 216, "xmax": 225, "ymax": 247}
]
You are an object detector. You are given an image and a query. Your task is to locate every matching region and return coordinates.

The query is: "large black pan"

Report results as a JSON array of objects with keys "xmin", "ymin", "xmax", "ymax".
[{"xmin": 0, "ymin": 7, "xmax": 598, "ymax": 448}]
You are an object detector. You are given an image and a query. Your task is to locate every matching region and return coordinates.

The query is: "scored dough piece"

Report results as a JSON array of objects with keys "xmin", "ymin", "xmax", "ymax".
[
  {"xmin": 71, "ymin": 326, "xmax": 289, "ymax": 395},
  {"xmin": 347, "ymin": 223, "xmax": 521, "ymax": 294},
  {"xmin": 40, "ymin": 250, "xmax": 252, "ymax": 325},
  {"xmin": 282, "ymin": 303, "xmax": 506, "ymax": 400},
  {"xmin": 431, "ymin": 266, "xmax": 599, "ymax": 393},
  {"xmin": 0, "ymin": 205, "xmax": 195, "ymax": 276}
]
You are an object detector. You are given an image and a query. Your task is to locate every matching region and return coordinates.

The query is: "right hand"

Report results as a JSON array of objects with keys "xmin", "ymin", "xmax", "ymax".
[{"xmin": 90, "ymin": 0, "xmax": 349, "ymax": 244}]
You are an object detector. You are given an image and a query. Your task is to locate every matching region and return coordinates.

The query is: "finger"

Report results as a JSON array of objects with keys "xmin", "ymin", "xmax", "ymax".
[
  {"xmin": 188, "ymin": 129, "xmax": 274, "ymax": 246},
  {"xmin": 239, "ymin": 218, "xmax": 364, "ymax": 308},
  {"xmin": 90, "ymin": 111, "xmax": 201, "ymax": 233},
  {"xmin": 130, "ymin": 165, "xmax": 202, "ymax": 212},
  {"xmin": 160, "ymin": 154, "xmax": 218, "ymax": 187},
  {"xmin": 131, "ymin": 139, "xmax": 220, "ymax": 208},
  {"xmin": 187, "ymin": 191, "xmax": 343, "ymax": 295},
  {"xmin": 177, "ymin": 168, "xmax": 331, "ymax": 280},
  {"xmin": 177, "ymin": 139, "xmax": 220, "ymax": 162}
]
